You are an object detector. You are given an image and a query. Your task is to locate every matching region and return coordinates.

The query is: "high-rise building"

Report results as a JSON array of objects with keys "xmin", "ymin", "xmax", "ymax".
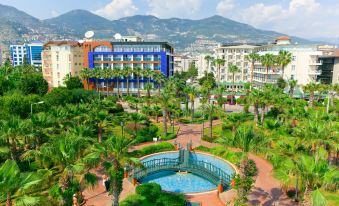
[
  {"xmin": 318, "ymin": 49, "xmax": 339, "ymax": 84},
  {"xmin": 42, "ymin": 41, "xmax": 83, "ymax": 89},
  {"xmin": 174, "ymin": 54, "xmax": 193, "ymax": 73},
  {"xmin": 214, "ymin": 44, "xmax": 260, "ymax": 90},
  {"xmin": 10, "ymin": 42, "xmax": 43, "ymax": 67},
  {"xmin": 84, "ymin": 40, "xmax": 174, "ymax": 92},
  {"xmin": 253, "ymin": 37, "xmax": 323, "ymax": 87}
]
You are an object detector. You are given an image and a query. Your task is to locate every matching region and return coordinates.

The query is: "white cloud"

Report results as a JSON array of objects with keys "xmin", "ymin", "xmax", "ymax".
[
  {"xmin": 216, "ymin": 0, "xmax": 235, "ymax": 15},
  {"xmin": 51, "ymin": 10, "xmax": 59, "ymax": 17},
  {"xmin": 219, "ymin": 0, "xmax": 339, "ymax": 38},
  {"xmin": 147, "ymin": 0, "xmax": 202, "ymax": 19},
  {"xmin": 94, "ymin": 0, "xmax": 138, "ymax": 20}
]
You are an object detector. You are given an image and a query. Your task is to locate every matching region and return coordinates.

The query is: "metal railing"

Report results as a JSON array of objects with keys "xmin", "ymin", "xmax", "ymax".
[{"xmin": 131, "ymin": 155, "xmax": 231, "ymax": 187}]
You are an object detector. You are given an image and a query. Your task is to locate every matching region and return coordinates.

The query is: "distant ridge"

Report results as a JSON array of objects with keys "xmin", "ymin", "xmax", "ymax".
[{"xmin": 0, "ymin": 4, "xmax": 314, "ymax": 51}]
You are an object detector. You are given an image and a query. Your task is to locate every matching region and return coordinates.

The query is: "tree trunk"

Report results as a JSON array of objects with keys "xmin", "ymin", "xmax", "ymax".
[
  {"xmin": 309, "ymin": 91, "xmax": 314, "ymax": 107},
  {"xmin": 163, "ymin": 109, "xmax": 167, "ymax": 138},
  {"xmin": 137, "ymin": 77, "xmax": 140, "ymax": 97},
  {"xmin": 126, "ymin": 78, "xmax": 129, "ymax": 96},
  {"xmin": 6, "ymin": 192, "xmax": 11, "ymax": 206},
  {"xmin": 98, "ymin": 125, "xmax": 102, "ymax": 143},
  {"xmin": 261, "ymin": 105, "xmax": 265, "ymax": 124},
  {"xmin": 202, "ymin": 117, "xmax": 205, "ymax": 139},
  {"xmin": 111, "ymin": 160, "xmax": 123, "ymax": 206},
  {"xmin": 251, "ymin": 62, "xmax": 254, "ymax": 85},
  {"xmin": 191, "ymin": 100, "xmax": 194, "ymax": 122},
  {"xmin": 266, "ymin": 67, "xmax": 269, "ymax": 83},
  {"xmin": 117, "ymin": 81, "xmax": 120, "ymax": 97},
  {"xmin": 106, "ymin": 79, "xmax": 109, "ymax": 96},
  {"xmin": 281, "ymin": 65, "xmax": 285, "ymax": 78},
  {"xmin": 86, "ymin": 78, "xmax": 90, "ymax": 90},
  {"xmin": 209, "ymin": 118, "xmax": 213, "ymax": 142},
  {"xmin": 254, "ymin": 104, "xmax": 259, "ymax": 126}
]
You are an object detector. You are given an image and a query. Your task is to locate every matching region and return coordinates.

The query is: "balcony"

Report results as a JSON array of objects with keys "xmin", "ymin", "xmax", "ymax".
[
  {"xmin": 154, "ymin": 58, "xmax": 161, "ymax": 61},
  {"xmin": 144, "ymin": 58, "xmax": 152, "ymax": 61},
  {"xmin": 134, "ymin": 58, "xmax": 142, "ymax": 61},
  {"xmin": 123, "ymin": 58, "xmax": 133, "ymax": 61},
  {"xmin": 309, "ymin": 60, "xmax": 323, "ymax": 66},
  {"xmin": 308, "ymin": 69, "xmax": 322, "ymax": 75}
]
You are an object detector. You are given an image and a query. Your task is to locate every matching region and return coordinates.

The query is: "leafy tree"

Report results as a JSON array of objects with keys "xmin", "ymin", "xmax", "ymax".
[
  {"xmin": 277, "ymin": 50, "xmax": 292, "ymax": 78},
  {"xmin": 0, "ymin": 160, "xmax": 43, "ymax": 206},
  {"xmin": 260, "ymin": 53, "xmax": 276, "ymax": 83},
  {"xmin": 303, "ymin": 82, "xmax": 320, "ymax": 108},
  {"xmin": 289, "ymin": 79, "xmax": 298, "ymax": 97},
  {"xmin": 212, "ymin": 58, "xmax": 225, "ymax": 82},
  {"xmin": 64, "ymin": 75, "xmax": 84, "ymax": 90},
  {"xmin": 17, "ymin": 73, "xmax": 48, "ymax": 95},
  {"xmin": 187, "ymin": 62, "xmax": 198, "ymax": 83},
  {"xmin": 245, "ymin": 52, "xmax": 260, "ymax": 85}
]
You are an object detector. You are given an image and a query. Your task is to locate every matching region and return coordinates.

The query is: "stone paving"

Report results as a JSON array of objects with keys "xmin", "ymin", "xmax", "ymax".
[{"xmin": 83, "ymin": 103, "xmax": 297, "ymax": 206}]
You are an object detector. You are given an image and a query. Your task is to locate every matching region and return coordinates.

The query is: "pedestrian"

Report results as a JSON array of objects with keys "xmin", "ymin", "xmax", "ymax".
[{"xmin": 102, "ymin": 175, "xmax": 110, "ymax": 193}]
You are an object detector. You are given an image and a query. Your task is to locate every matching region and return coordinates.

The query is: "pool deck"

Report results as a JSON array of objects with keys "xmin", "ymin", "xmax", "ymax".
[{"xmin": 83, "ymin": 113, "xmax": 297, "ymax": 206}]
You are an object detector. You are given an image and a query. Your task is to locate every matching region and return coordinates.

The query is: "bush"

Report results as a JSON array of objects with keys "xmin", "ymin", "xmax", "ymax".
[
  {"xmin": 64, "ymin": 75, "xmax": 83, "ymax": 90},
  {"xmin": 129, "ymin": 142, "xmax": 175, "ymax": 157},
  {"xmin": 155, "ymin": 192, "xmax": 186, "ymax": 206},
  {"xmin": 135, "ymin": 124, "xmax": 159, "ymax": 143},
  {"xmin": 44, "ymin": 88, "xmax": 96, "ymax": 106},
  {"xmin": 17, "ymin": 73, "xmax": 48, "ymax": 95},
  {"xmin": 136, "ymin": 183, "xmax": 161, "ymax": 203},
  {"xmin": 162, "ymin": 132, "xmax": 177, "ymax": 140},
  {"xmin": 244, "ymin": 159, "xmax": 257, "ymax": 177},
  {"xmin": 120, "ymin": 194, "xmax": 146, "ymax": 206}
]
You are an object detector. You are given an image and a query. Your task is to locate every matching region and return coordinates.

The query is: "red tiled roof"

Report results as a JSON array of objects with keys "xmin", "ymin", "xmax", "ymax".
[
  {"xmin": 44, "ymin": 41, "xmax": 81, "ymax": 47},
  {"xmin": 276, "ymin": 36, "xmax": 291, "ymax": 41}
]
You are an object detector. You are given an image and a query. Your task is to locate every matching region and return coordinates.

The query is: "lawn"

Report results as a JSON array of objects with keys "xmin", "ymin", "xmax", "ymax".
[
  {"xmin": 154, "ymin": 122, "xmax": 179, "ymax": 140},
  {"xmin": 203, "ymin": 123, "xmax": 232, "ymax": 142},
  {"xmin": 321, "ymin": 189, "xmax": 339, "ymax": 206}
]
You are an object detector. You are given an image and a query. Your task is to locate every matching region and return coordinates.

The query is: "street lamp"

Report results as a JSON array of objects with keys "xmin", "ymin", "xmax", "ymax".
[{"xmin": 31, "ymin": 101, "xmax": 44, "ymax": 115}]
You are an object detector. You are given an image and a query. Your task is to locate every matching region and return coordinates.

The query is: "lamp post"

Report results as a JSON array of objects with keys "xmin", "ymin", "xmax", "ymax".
[
  {"xmin": 120, "ymin": 121, "xmax": 125, "ymax": 138},
  {"xmin": 31, "ymin": 101, "xmax": 44, "ymax": 116}
]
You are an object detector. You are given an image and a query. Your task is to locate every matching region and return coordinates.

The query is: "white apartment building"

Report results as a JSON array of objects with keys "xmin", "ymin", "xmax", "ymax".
[
  {"xmin": 42, "ymin": 41, "xmax": 83, "ymax": 89},
  {"xmin": 214, "ymin": 44, "xmax": 259, "ymax": 89},
  {"xmin": 174, "ymin": 54, "xmax": 192, "ymax": 73},
  {"xmin": 253, "ymin": 38, "xmax": 323, "ymax": 87},
  {"xmin": 10, "ymin": 45, "xmax": 26, "ymax": 66}
]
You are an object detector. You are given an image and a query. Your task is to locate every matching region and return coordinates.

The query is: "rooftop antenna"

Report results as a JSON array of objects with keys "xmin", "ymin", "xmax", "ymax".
[
  {"xmin": 114, "ymin": 33, "xmax": 122, "ymax": 41},
  {"xmin": 84, "ymin": 31, "xmax": 95, "ymax": 41}
]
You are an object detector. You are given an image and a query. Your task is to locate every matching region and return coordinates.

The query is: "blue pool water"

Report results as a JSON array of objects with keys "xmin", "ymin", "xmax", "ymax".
[{"xmin": 140, "ymin": 151, "xmax": 235, "ymax": 193}]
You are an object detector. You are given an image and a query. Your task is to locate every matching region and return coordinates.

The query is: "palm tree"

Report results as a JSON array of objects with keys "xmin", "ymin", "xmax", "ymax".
[
  {"xmin": 123, "ymin": 66, "xmax": 132, "ymax": 96},
  {"xmin": 153, "ymin": 72, "xmax": 165, "ymax": 94},
  {"xmin": 115, "ymin": 69, "xmax": 122, "ymax": 97},
  {"xmin": 288, "ymin": 79, "xmax": 298, "ymax": 97},
  {"xmin": 0, "ymin": 160, "xmax": 43, "ymax": 206},
  {"xmin": 143, "ymin": 68, "xmax": 154, "ymax": 84},
  {"xmin": 245, "ymin": 52, "xmax": 260, "ymax": 85},
  {"xmin": 158, "ymin": 91, "xmax": 172, "ymax": 138},
  {"xmin": 228, "ymin": 64, "xmax": 240, "ymax": 92},
  {"xmin": 103, "ymin": 68, "xmax": 111, "ymax": 96},
  {"xmin": 277, "ymin": 50, "xmax": 292, "ymax": 78},
  {"xmin": 80, "ymin": 68, "xmax": 92, "ymax": 90},
  {"xmin": 204, "ymin": 55, "xmax": 214, "ymax": 73},
  {"xmin": 144, "ymin": 83, "xmax": 153, "ymax": 106},
  {"xmin": 128, "ymin": 113, "xmax": 148, "ymax": 136},
  {"xmin": 212, "ymin": 58, "xmax": 226, "ymax": 82},
  {"xmin": 303, "ymin": 82, "xmax": 320, "ymax": 108},
  {"xmin": 202, "ymin": 104, "xmax": 218, "ymax": 141},
  {"xmin": 248, "ymin": 89, "xmax": 262, "ymax": 125},
  {"xmin": 91, "ymin": 110, "xmax": 110, "ymax": 143},
  {"xmin": 133, "ymin": 67, "xmax": 142, "ymax": 97},
  {"xmin": 260, "ymin": 54, "xmax": 276, "ymax": 83},
  {"xmin": 93, "ymin": 68, "xmax": 102, "ymax": 92},
  {"xmin": 186, "ymin": 86, "xmax": 198, "ymax": 122}
]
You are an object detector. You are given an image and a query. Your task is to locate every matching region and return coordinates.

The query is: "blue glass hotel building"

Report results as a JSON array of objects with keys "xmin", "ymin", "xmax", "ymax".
[
  {"xmin": 85, "ymin": 41, "xmax": 174, "ymax": 92},
  {"xmin": 10, "ymin": 42, "xmax": 43, "ymax": 67}
]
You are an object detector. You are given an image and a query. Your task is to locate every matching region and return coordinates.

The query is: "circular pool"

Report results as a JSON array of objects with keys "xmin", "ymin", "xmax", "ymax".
[{"xmin": 139, "ymin": 151, "xmax": 236, "ymax": 193}]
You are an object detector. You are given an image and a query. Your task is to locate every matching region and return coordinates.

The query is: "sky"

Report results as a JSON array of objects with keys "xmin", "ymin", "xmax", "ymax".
[{"xmin": 0, "ymin": 0, "xmax": 338, "ymax": 39}]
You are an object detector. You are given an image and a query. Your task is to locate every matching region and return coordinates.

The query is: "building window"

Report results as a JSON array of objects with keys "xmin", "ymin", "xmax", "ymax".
[
  {"xmin": 292, "ymin": 56, "xmax": 296, "ymax": 61},
  {"xmin": 292, "ymin": 65, "xmax": 296, "ymax": 71}
]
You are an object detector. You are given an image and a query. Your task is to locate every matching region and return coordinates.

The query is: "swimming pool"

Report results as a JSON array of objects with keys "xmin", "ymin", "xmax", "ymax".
[{"xmin": 139, "ymin": 151, "xmax": 236, "ymax": 193}]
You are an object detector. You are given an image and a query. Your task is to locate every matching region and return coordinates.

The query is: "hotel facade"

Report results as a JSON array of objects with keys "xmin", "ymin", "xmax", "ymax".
[{"xmin": 10, "ymin": 42, "xmax": 43, "ymax": 67}]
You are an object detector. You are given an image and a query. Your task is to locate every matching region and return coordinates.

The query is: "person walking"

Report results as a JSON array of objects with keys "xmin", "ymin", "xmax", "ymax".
[{"xmin": 102, "ymin": 175, "xmax": 110, "ymax": 194}]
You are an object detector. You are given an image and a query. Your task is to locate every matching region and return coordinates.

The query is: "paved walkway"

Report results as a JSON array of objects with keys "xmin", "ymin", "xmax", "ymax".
[{"xmin": 83, "ymin": 112, "xmax": 296, "ymax": 205}]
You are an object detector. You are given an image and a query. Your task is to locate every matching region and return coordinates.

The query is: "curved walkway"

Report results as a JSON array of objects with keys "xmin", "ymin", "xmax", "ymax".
[{"xmin": 83, "ymin": 118, "xmax": 296, "ymax": 206}]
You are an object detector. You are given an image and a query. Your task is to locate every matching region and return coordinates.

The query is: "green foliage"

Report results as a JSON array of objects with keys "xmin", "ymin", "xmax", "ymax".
[
  {"xmin": 128, "ymin": 142, "xmax": 175, "ymax": 157},
  {"xmin": 0, "ymin": 92, "xmax": 41, "ymax": 117},
  {"xmin": 120, "ymin": 194, "xmax": 146, "ymax": 206},
  {"xmin": 136, "ymin": 183, "xmax": 162, "ymax": 203},
  {"xmin": 44, "ymin": 88, "xmax": 96, "ymax": 106},
  {"xmin": 17, "ymin": 73, "xmax": 48, "ymax": 96},
  {"xmin": 64, "ymin": 75, "xmax": 84, "ymax": 90},
  {"xmin": 155, "ymin": 192, "xmax": 186, "ymax": 206},
  {"xmin": 244, "ymin": 159, "xmax": 257, "ymax": 177},
  {"xmin": 135, "ymin": 124, "xmax": 159, "ymax": 143}
]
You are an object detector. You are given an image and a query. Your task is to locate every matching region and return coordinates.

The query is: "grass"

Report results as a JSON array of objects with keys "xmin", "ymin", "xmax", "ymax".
[
  {"xmin": 321, "ymin": 189, "xmax": 339, "ymax": 206},
  {"xmin": 110, "ymin": 125, "xmax": 132, "ymax": 139},
  {"xmin": 154, "ymin": 122, "xmax": 179, "ymax": 139},
  {"xmin": 202, "ymin": 124, "xmax": 232, "ymax": 143}
]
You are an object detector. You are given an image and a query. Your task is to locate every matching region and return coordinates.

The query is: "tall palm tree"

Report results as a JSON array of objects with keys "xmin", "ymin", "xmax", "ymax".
[
  {"xmin": 248, "ymin": 89, "xmax": 262, "ymax": 125},
  {"xmin": 228, "ymin": 64, "xmax": 240, "ymax": 92},
  {"xmin": 110, "ymin": 68, "xmax": 119, "ymax": 94},
  {"xmin": 202, "ymin": 104, "xmax": 218, "ymax": 141},
  {"xmin": 158, "ymin": 91, "xmax": 172, "ymax": 138},
  {"xmin": 260, "ymin": 54, "xmax": 276, "ymax": 83},
  {"xmin": 0, "ymin": 160, "xmax": 43, "ymax": 206},
  {"xmin": 245, "ymin": 52, "xmax": 260, "ymax": 85},
  {"xmin": 204, "ymin": 55, "xmax": 214, "ymax": 73},
  {"xmin": 103, "ymin": 68, "xmax": 111, "ymax": 96},
  {"xmin": 212, "ymin": 58, "xmax": 225, "ymax": 82},
  {"xmin": 144, "ymin": 83, "xmax": 153, "ymax": 106},
  {"xmin": 288, "ymin": 79, "xmax": 298, "ymax": 97},
  {"xmin": 277, "ymin": 50, "xmax": 292, "ymax": 78},
  {"xmin": 80, "ymin": 68, "xmax": 92, "ymax": 90},
  {"xmin": 92, "ymin": 68, "xmax": 102, "ymax": 92},
  {"xmin": 303, "ymin": 82, "xmax": 320, "ymax": 108},
  {"xmin": 115, "ymin": 69, "xmax": 122, "ymax": 97},
  {"xmin": 128, "ymin": 113, "xmax": 148, "ymax": 136},
  {"xmin": 153, "ymin": 72, "xmax": 165, "ymax": 95},
  {"xmin": 143, "ymin": 68, "xmax": 154, "ymax": 84},
  {"xmin": 133, "ymin": 67, "xmax": 142, "ymax": 97},
  {"xmin": 123, "ymin": 66, "xmax": 132, "ymax": 96},
  {"xmin": 186, "ymin": 86, "xmax": 198, "ymax": 122}
]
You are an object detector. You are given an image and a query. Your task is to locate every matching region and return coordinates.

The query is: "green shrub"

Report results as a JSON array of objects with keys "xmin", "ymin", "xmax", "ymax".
[
  {"xmin": 244, "ymin": 159, "xmax": 257, "ymax": 177},
  {"xmin": 135, "ymin": 124, "xmax": 159, "ymax": 143},
  {"xmin": 162, "ymin": 132, "xmax": 177, "ymax": 140},
  {"xmin": 120, "ymin": 194, "xmax": 146, "ymax": 206},
  {"xmin": 155, "ymin": 192, "xmax": 186, "ymax": 206},
  {"xmin": 136, "ymin": 183, "xmax": 161, "ymax": 203},
  {"xmin": 129, "ymin": 142, "xmax": 175, "ymax": 157}
]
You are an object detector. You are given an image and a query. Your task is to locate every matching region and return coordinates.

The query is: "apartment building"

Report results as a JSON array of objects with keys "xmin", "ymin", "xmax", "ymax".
[
  {"xmin": 214, "ymin": 44, "xmax": 260, "ymax": 89},
  {"xmin": 318, "ymin": 49, "xmax": 339, "ymax": 84},
  {"xmin": 42, "ymin": 41, "xmax": 83, "ymax": 89},
  {"xmin": 10, "ymin": 42, "xmax": 43, "ymax": 67},
  {"xmin": 174, "ymin": 54, "xmax": 192, "ymax": 73},
  {"xmin": 253, "ymin": 37, "xmax": 323, "ymax": 87},
  {"xmin": 85, "ymin": 40, "xmax": 174, "ymax": 91}
]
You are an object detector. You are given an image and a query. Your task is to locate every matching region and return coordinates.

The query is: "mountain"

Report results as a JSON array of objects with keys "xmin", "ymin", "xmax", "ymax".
[{"xmin": 0, "ymin": 4, "xmax": 314, "ymax": 52}]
